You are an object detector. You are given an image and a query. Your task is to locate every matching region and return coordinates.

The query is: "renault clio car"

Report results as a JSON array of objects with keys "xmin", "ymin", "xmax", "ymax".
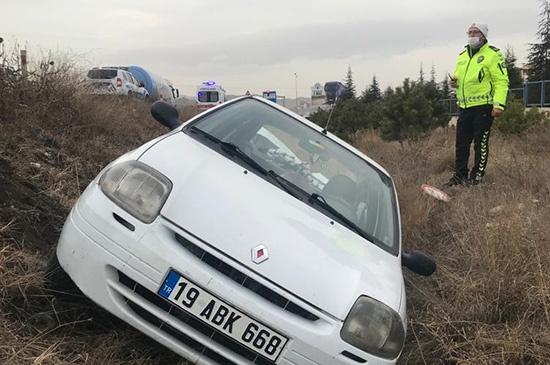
[{"xmin": 53, "ymin": 96, "xmax": 435, "ymax": 365}]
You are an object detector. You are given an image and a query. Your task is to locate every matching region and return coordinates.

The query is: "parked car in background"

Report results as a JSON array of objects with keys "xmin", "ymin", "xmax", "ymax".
[
  {"xmin": 52, "ymin": 96, "xmax": 436, "ymax": 365},
  {"xmin": 86, "ymin": 67, "xmax": 149, "ymax": 99}
]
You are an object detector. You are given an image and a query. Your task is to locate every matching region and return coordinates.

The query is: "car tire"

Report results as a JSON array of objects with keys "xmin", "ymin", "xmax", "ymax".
[{"xmin": 44, "ymin": 249, "xmax": 80, "ymax": 295}]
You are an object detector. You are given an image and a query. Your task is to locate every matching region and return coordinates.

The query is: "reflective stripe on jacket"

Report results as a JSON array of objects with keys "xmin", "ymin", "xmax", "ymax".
[{"xmin": 453, "ymin": 43, "xmax": 509, "ymax": 110}]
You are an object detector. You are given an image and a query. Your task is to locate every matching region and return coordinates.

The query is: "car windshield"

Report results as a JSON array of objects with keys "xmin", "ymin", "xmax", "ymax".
[
  {"xmin": 87, "ymin": 69, "xmax": 117, "ymax": 79},
  {"xmin": 198, "ymin": 91, "xmax": 219, "ymax": 103},
  {"xmin": 187, "ymin": 98, "xmax": 399, "ymax": 254}
]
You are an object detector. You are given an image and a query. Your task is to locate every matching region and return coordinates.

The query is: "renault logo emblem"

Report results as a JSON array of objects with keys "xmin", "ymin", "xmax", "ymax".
[{"xmin": 251, "ymin": 245, "xmax": 269, "ymax": 264}]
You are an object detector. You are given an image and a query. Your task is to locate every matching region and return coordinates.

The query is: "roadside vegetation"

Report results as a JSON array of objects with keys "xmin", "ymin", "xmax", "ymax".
[
  {"xmin": 0, "ymin": 49, "xmax": 193, "ymax": 364},
  {"xmin": 2, "ymin": 48, "xmax": 550, "ymax": 365},
  {"xmin": 356, "ymin": 125, "xmax": 550, "ymax": 364}
]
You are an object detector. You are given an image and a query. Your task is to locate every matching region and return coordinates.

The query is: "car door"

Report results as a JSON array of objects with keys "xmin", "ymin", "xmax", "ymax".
[
  {"xmin": 123, "ymin": 72, "xmax": 136, "ymax": 94},
  {"xmin": 130, "ymin": 74, "xmax": 146, "ymax": 98}
]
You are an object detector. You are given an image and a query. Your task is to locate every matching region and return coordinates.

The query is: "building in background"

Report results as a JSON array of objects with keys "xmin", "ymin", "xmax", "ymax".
[
  {"xmin": 521, "ymin": 64, "xmax": 533, "ymax": 81},
  {"xmin": 311, "ymin": 82, "xmax": 325, "ymax": 107}
]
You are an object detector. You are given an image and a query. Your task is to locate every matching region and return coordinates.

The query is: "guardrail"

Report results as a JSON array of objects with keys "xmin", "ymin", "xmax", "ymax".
[{"xmin": 441, "ymin": 80, "xmax": 550, "ymax": 116}]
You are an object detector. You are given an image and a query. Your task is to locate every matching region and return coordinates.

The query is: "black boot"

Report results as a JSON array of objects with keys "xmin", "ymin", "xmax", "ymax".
[
  {"xmin": 444, "ymin": 174, "xmax": 468, "ymax": 187},
  {"xmin": 468, "ymin": 174, "xmax": 483, "ymax": 186}
]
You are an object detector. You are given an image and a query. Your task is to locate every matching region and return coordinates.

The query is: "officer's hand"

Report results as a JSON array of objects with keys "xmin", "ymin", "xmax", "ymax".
[
  {"xmin": 491, "ymin": 107, "xmax": 504, "ymax": 118},
  {"xmin": 448, "ymin": 74, "xmax": 457, "ymax": 88}
]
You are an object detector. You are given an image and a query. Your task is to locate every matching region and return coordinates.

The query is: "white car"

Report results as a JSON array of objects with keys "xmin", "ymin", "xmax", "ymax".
[
  {"xmin": 86, "ymin": 67, "xmax": 149, "ymax": 99},
  {"xmin": 53, "ymin": 96, "xmax": 435, "ymax": 365}
]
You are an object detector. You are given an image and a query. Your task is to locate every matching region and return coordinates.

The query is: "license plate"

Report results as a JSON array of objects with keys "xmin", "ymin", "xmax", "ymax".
[{"xmin": 158, "ymin": 270, "xmax": 288, "ymax": 361}]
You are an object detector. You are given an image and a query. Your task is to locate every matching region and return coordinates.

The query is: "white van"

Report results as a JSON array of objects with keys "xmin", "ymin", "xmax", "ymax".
[{"xmin": 196, "ymin": 80, "xmax": 226, "ymax": 110}]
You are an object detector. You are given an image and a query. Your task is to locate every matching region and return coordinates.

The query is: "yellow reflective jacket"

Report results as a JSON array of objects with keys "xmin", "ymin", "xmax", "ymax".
[{"xmin": 453, "ymin": 43, "xmax": 509, "ymax": 110}]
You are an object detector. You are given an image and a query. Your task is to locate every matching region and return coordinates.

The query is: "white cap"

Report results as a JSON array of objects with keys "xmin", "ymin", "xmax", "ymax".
[{"xmin": 469, "ymin": 23, "xmax": 488, "ymax": 38}]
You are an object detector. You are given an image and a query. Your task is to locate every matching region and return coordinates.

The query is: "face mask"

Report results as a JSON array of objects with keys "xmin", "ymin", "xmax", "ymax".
[{"xmin": 468, "ymin": 36, "xmax": 482, "ymax": 49}]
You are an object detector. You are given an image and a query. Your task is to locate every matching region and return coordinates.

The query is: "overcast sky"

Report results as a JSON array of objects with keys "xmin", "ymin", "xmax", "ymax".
[{"xmin": 2, "ymin": 0, "xmax": 541, "ymax": 97}]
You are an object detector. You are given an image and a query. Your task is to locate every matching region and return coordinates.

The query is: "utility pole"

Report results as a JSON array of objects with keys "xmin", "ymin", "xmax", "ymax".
[
  {"xmin": 20, "ymin": 49, "xmax": 28, "ymax": 78},
  {"xmin": 294, "ymin": 72, "xmax": 298, "ymax": 110}
]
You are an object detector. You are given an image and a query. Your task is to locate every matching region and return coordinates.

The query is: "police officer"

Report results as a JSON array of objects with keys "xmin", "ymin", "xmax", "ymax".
[{"xmin": 446, "ymin": 23, "xmax": 509, "ymax": 186}]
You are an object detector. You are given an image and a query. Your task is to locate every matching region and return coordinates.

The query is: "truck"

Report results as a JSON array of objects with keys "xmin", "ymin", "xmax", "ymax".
[
  {"xmin": 324, "ymin": 81, "xmax": 348, "ymax": 104},
  {"xmin": 109, "ymin": 65, "xmax": 179, "ymax": 105}
]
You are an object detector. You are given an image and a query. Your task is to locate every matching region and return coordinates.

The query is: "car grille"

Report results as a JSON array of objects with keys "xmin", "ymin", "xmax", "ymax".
[
  {"xmin": 174, "ymin": 233, "xmax": 319, "ymax": 322},
  {"xmin": 118, "ymin": 271, "xmax": 275, "ymax": 365}
]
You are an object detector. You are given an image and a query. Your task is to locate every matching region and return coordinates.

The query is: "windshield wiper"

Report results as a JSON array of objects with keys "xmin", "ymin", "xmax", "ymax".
[
  {"xmin": 266, "ymin": 170, "xmax": 307, "ymax": 200},
  {"xmin": 190, "ymin": 126, "xmax": 305, "ymax": 200},
  {"xmin": 221, "ymin": 142, "xmax": 269, "ymax": 174},
  {"xmin": 309, "ymin": 193, "xmax": 378, "ymax": 243},
  {"xmin": 189, "ymin": 126, "xmax": 225, "ymax": 146},
  {"xmin": 190, "ymin": 126, "xmax": 265, "ymax": 172}
]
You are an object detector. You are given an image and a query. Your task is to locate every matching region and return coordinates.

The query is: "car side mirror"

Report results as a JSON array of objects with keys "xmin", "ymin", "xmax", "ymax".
[
  {"xmin": 151, "ymin": 101, "xmax": 181, "ymax": 130},
  {"xmin": 402, "ymin": 250, "xmax": 436, "ymax": 276}
]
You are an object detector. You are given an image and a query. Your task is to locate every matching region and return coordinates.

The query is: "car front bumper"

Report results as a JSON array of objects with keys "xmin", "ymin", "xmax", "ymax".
[{"xmin": 56, "ymin": 182, "xmax": 399, "ymax": 365}]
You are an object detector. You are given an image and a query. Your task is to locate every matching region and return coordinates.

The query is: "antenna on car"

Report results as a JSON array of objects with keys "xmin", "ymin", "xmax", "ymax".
[{"xmin": 322, "ymin": 96, "xmax": 338, "ymax": 135}]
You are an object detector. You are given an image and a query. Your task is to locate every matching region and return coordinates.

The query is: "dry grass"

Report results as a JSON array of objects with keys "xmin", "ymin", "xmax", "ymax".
[
  {"xmin": 355, "ymin": 125, "xmax": 550, "ymax": 364},
  {"xmin": 1, "ymin": 52, "xmax": 191, "ymax": 364},
  {"xmin": 2, "ymin": 50, "xmax": 550, "ymax": 364}
]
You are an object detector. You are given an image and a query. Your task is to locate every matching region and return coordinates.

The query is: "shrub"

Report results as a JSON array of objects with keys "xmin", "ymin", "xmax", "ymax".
[
  {"xmin": 495, "ymin": 98, "xmax": 545, "ymax": 134},
  {"xmin": 379, "ymin": 79, "xmax": 449, "ymax": 142}
]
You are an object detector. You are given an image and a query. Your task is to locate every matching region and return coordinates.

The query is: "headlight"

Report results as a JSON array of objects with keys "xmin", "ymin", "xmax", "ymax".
[
  {"xmin": 340, "ymin": 296, "xmax": 405, "ymax": 359},
  {"xmin": 99, "ymin": 160, "xmax": 172, "ymax": 223}
]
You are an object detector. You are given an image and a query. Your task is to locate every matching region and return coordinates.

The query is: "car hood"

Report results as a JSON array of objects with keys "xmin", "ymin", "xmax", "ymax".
[{"xmin": 139, "ymin": 132, "xmax": 404, "ymax": 320}]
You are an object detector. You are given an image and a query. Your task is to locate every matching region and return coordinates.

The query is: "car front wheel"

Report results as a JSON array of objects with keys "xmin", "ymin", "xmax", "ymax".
[{"xmin": 44, "ymin": 249, "xmax": 79, "ymax": 295}]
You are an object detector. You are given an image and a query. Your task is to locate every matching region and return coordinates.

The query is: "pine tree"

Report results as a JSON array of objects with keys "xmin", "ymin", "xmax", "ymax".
[
  {"xmin": 424, "ymin": 64, "xmax": 439, "ymax": 100},
  {"xmin": 379, "ymin": 78, "xmax": 449, "ymax": 142},
  {"xmin": 429, "ymin": 64, "xmax": 437, "ymax": 85},
  {"xmin": 418, "ymin": 63, "xmax": 425, "ymax": 84},
  {"xmin": 328, "ymin": 99, "xmax": 368, "ymax": 140},
  {"xmin": 383, "ymin": 86, "xmax": 395, "ymax": 98},
  {"xmin": 505, "ymin": 46, "xmax": 524, "ymax": 88},
  {"xmin": 361, "ymin": 75, "xmax": 382, "ymax": 104},
  {"xmin": 440, "ymin": 78, "xmax": 451, "ymax": 99},
  {"xmin": 528, "ymin": 0, "xmax": 550, "ymax": 81},
  {"xmin": 343, "ymin": 65, "xmax": 356, "ymax": 99}
]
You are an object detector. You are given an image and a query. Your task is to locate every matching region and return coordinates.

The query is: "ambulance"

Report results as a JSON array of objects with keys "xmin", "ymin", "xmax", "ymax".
[{"xmin": 196, "ymin": 80, "xmax": 226, "ymax": 110}]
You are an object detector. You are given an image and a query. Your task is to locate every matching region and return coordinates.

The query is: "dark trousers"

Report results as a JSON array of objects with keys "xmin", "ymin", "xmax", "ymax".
[{"xmin": 455, "ymin": 105, "xmax": 494, "ymax": 180}]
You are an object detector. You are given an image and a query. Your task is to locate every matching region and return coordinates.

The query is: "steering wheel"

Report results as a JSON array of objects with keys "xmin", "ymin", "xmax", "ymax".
[{"xmin": 323, "ymin": 194, "xmax": 357, "ymax": 222}]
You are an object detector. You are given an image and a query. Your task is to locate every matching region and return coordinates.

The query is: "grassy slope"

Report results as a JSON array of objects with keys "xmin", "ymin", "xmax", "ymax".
[
  {"xmin": 1, "ymin": 69, "xmax": 550, "ymax": 364},
  {"xmin": 356, "ymin": 128, "xmax": 550, "ymax": 364},
  {"xmin": 0, "ymin": 71, "xmax": 189, "ymax": 364}
]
